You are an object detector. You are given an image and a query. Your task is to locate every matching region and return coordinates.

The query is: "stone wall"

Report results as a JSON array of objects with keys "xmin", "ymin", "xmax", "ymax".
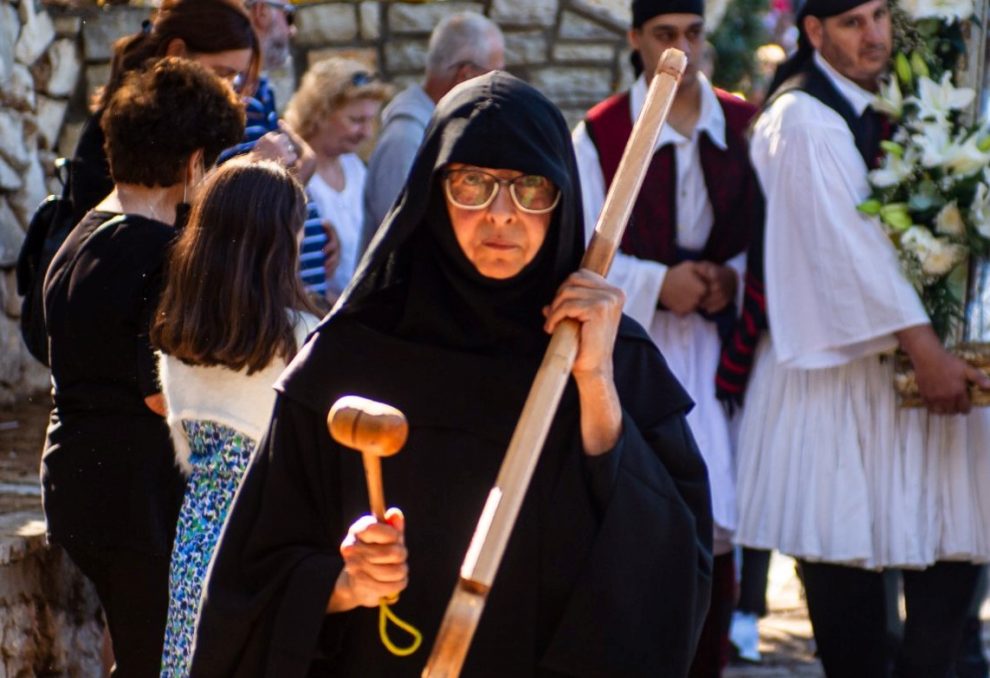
[
  {"xmin": 0, "ymin": 0, "xmax": 635, "ymax": 405},
  {"xmin": 289, "ymin": 0, "xmax": 633, "ymax": 127},
  {"xmin": 0, "ymin": 512, "xmax": 103, "ymax": 676}
]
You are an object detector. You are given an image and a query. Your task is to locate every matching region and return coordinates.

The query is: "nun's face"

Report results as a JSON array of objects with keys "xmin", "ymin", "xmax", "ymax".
[{"xmin": 444, "ymin": 163, "xmax": 555, "ymax": 279}]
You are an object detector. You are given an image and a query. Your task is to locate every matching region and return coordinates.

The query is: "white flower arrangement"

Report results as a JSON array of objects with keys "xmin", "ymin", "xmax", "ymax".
[{"xmin": 860, "ymin": 1, "xmax": 990, "ymax": 339}]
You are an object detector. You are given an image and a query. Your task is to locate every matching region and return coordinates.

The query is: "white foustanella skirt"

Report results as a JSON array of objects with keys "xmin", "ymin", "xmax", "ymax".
[{"xmin": 735, "ymin": 337, "xmax": 990, "ymax": 570}]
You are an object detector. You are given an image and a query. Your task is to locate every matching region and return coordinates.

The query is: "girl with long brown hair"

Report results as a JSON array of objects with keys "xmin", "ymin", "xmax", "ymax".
[{"xmin": 151, "ymin": 158, "xmax": 319, "ymax": 676}]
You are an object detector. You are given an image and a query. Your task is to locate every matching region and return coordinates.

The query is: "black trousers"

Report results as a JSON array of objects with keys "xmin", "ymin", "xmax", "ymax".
[
  {"xmin": 736, "ymin": 547, "xmax": 771, "ymax": 617},
  {"xmin": 799, "ymin": 559, "xmax": 982, "ymax": 678},
  {"xmin": 62, "ymin": 543, "xmax": 172, "ymax": 678}
]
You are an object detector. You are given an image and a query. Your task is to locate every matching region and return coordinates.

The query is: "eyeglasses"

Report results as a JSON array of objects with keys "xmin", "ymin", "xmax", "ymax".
[{"xmin": 443, "ymin": 169, "xmax": 560, "ymax": 215}]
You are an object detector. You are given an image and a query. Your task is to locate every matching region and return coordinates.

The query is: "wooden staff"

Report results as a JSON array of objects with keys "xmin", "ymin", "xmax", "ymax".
[{"xmin": 422, "ymin": 48, "xmax": 688, "ymax": 677}]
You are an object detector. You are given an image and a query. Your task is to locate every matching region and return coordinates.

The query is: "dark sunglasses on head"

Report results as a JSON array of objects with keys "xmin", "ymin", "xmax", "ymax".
[{"xmin": 350, "ymin": 71, "xmax": 378, "ymax": 87}]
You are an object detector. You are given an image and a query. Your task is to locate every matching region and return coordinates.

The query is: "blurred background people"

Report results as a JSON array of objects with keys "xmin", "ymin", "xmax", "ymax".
[
  {"xmin": 41, "ymin": 58, "xmax": 244, "ymax": 676},
  {"xmin": 68, "ymin": 0, "xmax": 259, "ymax": 229},
  {"xmin": 153, "ymin": 159, "xmax": 319, "ymax": 676},
  {"xmin": 360, "ymin": 11, "xmax": 505, "ymax": 251},
  {"xmin": 285, "ymin": 57, "xmax": 393, "ymax": 301}
]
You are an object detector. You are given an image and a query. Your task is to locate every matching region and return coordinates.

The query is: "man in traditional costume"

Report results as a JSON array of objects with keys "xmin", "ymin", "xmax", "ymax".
[
  {"xmin": 736, "ymin": 0, "xmax": 990, "ymax": 674},
  {"xmin": 189, "ymin": 72, "xmax": 713, "ymax": 677},
  {"xmin": 572, "ymin": 0, "xmax": 764, "ymax": 672}
]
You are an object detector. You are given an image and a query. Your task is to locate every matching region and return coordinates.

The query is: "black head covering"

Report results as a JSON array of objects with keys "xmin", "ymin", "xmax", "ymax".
[
  {"xmin": 335, "ymin": 71, "xmax": 585, "ymax": 357},
  {"xmin": 765, "ymin": 0, "xmax": 877, "ymax": 98},
  {"xmin": 632, "ymin": 0, "xmax": 706, "ymax": 27}
]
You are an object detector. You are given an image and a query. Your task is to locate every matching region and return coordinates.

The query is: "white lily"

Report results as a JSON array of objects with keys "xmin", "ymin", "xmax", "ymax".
[
  {"xmin": 935, "ymin": 201, "xmax": 965, "ymax": 236},
  {"xmin": 899, "ymin": 0, "xmax": 974, "ymax": 21},
  {"xmin": 971, "ymin": 178, "xmax": 990, "ymax": 239},
  {"xmin": 913, "ymin": 121, "xmax": 953, "ymax": 168},
  {"xmin": 873, "ymin": 77, "xmax": 904, "ymax": 119},
  {"xmin": 942, "ymin": 130, "xmax": 990, "ymax": 176},
  {"xmin": 870, "ymin": 147, "xmax": 914, "ymax": 187},
  {"xmin": 908, "ymin": 72, "xmax": 975, "ymax": 124}
]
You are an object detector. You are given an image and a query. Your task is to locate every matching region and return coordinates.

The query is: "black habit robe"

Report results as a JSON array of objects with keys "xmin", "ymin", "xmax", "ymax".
[{"xmin": 189, "ymin": 72, "xmax": 713, "ymax": 678}]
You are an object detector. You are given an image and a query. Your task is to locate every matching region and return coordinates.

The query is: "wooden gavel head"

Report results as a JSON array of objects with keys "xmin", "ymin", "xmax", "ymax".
[{"xmin": 327, "ymin": 395, "xmax": 408, "ymax": 457}]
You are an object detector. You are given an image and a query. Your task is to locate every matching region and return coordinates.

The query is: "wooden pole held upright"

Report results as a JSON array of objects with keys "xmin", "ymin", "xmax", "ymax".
[{"xmin": 422, "ymin": 48, "xmax": 688, "ymax": 678}]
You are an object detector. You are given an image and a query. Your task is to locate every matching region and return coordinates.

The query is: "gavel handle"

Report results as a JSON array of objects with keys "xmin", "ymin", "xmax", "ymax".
[{"xmin": 363, "ymin": 452, "xmax": 387, "ymax": 522}]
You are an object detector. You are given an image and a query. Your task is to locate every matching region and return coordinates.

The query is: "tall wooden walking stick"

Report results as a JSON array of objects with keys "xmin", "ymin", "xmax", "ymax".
[
  {"xmin": 328, "ymin": 395, "xmax": 423, "ymax": 656},
  {"xmin": 422, "ymin": 48, "xmax": 688, "ymax": 677}
]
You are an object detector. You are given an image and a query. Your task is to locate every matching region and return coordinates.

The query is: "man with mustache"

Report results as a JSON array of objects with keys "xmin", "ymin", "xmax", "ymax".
[{"xmin": 735, "ymin": 0, "xmax": 990, "ymax": 674}]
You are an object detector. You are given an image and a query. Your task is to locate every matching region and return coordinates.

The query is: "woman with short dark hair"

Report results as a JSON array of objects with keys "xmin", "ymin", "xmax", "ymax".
[{"xmin": 41, "ymin": 57, "xmax": 244, "ymax": 676}]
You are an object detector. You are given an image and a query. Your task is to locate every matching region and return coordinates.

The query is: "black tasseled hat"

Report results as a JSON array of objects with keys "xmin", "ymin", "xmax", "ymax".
[
  {"xmin": 797, "ymin": 0, "xmax": 873, "ymax": 19},
  {"xmin": 632, "ymin": 0, "xmax": 705, "ymax": 27}
]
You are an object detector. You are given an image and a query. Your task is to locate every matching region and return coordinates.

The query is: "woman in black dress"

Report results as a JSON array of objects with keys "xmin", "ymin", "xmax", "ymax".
[
  {"xmin": 191, "ymin": 71, "xmax": 713, "ymax": 677},
  {"xmin": 42, "ymin": 58, "xmax": 244, "ymax": 676}
]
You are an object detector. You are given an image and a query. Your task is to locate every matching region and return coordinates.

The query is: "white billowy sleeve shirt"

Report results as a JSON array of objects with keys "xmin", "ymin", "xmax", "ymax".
[{"xmin": 752, "ymin": 52, "xmax": 929, "ymax": 369}]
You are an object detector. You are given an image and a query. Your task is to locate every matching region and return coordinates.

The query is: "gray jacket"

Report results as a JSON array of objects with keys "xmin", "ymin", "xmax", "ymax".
[{"xmin": 360, "ymin": 83, "xmax": 435, "ymax": 253}]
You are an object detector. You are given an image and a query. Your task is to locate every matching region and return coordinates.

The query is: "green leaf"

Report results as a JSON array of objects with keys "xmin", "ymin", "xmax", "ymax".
[
  {"xmin": 858, "ymin": 199, "xmax": 883, "ymax": 215},
  {"xmin": 895, "ymin": 52, "xmax": 913, "ymax": 87}
]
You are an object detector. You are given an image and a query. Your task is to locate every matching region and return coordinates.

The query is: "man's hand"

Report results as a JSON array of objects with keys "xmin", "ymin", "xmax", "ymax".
[
  {"xmin": 279, "ymin": 121, "xmax": 317, "ymax": 183},
  {"xmin": 898, "ymin": 325, "xmax": 990, "ymax": 415},
  {"xmin": 250, "ymin": 130, "xmax": 297, "ymax": 167},
  {"xmin": 697, "ymin": 262, "xmax": 738, "ymax": 314},
  {"xmin": 658, "ymin": 261, "xmax": 708, "ymax": 316},
  {"xmin": 248, "ymin": 122, "xmax": 317, "ymax": 183}
]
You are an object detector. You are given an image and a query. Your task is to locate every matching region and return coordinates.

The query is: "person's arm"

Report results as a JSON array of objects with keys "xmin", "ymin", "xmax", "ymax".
[
  {"xmin": 539, "ymin": 351, "xmax": 713, "ymax": 677},
  {"xmin": 542, "ymin": 270, "xmax": 624, "ymax": 455},
  {"xmin": 752, "ymin": 94, "xmax": 931, "ymax": 369},
  {"xmin": 896, "ymin": 324, "xmax": 990, "ymax": 414}
]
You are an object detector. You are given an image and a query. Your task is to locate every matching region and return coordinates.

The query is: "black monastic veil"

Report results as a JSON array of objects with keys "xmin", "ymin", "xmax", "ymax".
[{"xmin": 189, "ymin": 72, "xmax": 713, "ymax": 677}]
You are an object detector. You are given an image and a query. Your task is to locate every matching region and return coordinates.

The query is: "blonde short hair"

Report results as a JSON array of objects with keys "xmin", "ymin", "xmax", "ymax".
[{"xmin": 285, "ymin": 57, "xmax": 394, "ymax": 142}]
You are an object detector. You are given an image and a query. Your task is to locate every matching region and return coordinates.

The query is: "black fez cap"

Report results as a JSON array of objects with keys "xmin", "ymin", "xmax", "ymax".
[
  {"xmin": 797, "ymin": 0, "xmax": 874, "ymax": 20},
  {"xmin": 632, "ymin": 0, "xmax": 705, "ymax": 27}
]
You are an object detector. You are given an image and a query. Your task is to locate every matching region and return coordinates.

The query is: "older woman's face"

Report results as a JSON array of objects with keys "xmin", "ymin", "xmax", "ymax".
[
  {"xmin": 310, "ymin": 98, "xmax": 382, "ymax": 159},
  {"xmin": 444, "ymin": 163, "xmax": 554, "ymax": 280}
]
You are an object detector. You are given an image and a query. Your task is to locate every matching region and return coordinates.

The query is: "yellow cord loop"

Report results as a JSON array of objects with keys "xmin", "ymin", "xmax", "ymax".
[{"xmin": 378, "ymin": 594, "xmax": 422, "ymax": 657}]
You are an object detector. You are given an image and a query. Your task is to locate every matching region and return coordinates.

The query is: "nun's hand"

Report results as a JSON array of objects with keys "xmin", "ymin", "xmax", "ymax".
[
  {"xmin": 544, "ymin": 271, "xmax": 624, "ymax": 455},
  {"xmin": 327, "ymin": 508, "xmax": 408, "ymax": 613}
]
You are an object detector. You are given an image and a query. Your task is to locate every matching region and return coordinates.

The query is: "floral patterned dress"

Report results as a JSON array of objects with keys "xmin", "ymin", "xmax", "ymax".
[{"xmin": 160, "ymin": 420, "xmax": 255, "ymax": 677}]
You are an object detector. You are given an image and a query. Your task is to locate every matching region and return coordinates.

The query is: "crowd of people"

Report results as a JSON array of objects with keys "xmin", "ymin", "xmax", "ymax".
[{"xmin": 31, "ymin": 0, "xmax": 990, "ymax": 676}]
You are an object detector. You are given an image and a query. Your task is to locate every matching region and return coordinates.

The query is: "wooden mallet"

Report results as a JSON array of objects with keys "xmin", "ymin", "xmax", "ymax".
[
  {"xmin": 327, "ymin": 395, "xmax": 408, "ymax": 521},
  {"xmin": 327, "ymin": 395, "xmax": 423, "ymax": 657}
]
